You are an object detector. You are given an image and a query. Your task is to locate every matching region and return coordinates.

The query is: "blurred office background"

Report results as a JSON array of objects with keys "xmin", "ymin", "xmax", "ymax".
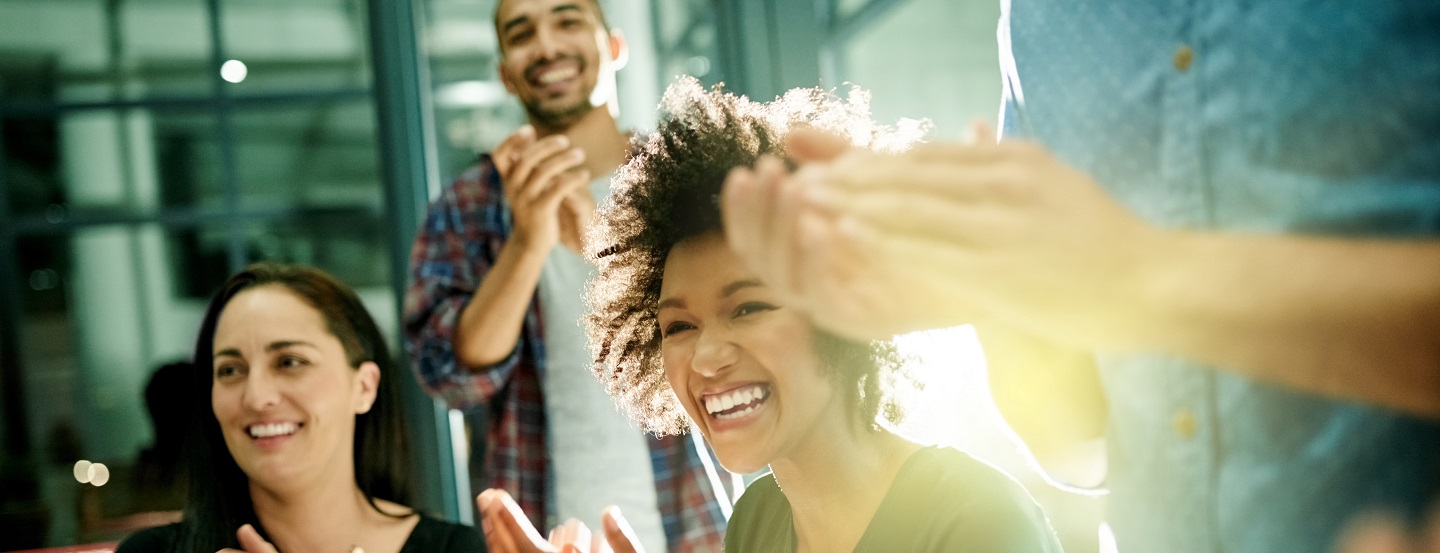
[{"xmin": 0, "ymin": 0, "xmax": 1099, "ymax": 550}]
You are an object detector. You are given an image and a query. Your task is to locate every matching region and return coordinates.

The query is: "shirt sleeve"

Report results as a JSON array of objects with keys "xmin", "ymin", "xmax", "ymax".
[{"xmin": 402, "ymin": 159, "xmax": 525, "ymax": 409}]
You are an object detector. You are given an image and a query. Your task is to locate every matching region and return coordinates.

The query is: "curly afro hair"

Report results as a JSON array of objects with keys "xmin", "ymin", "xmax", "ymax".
[{"xmin": 584, "ymin": 77, "xmax": 925, "ymax": 436}]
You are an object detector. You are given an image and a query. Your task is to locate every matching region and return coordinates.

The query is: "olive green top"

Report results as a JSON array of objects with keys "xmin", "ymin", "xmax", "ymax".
[{"xmin": 724, "ymin": 445, "xmax": 1064, "ymax": 552}]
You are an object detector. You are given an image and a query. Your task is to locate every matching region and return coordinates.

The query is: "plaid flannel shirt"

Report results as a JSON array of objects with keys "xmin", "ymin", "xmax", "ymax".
[{"xmin": 402, "ymin": 155, "xmax": 729, "ymax": 552}]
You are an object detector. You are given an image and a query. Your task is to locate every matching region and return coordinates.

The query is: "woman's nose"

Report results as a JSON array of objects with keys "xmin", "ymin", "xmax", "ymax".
[
  {"xmin": 243, "ymin": 368, "xmax": 280, "ymax": 411},
  {"xmin": 690, "ymin": 329, "xmax": 738, "ymax": 378}
]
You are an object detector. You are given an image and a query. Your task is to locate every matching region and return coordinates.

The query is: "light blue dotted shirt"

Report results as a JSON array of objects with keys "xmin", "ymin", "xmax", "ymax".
[{"xmin": 998, "ymin": 1, "xmax": 1440, "ymax": 552}]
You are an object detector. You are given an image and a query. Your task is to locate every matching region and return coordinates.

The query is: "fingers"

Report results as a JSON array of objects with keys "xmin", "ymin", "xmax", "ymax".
[
  {"xmin": 964, "ymin": 120, "xmax": 997, "ymax": 145},
  {"xmin": 720, "ymin": 166, "xmax": 765, "ymax": 273},
  {"xmin": 478, "ymin": 488, "xmax": 551, "ymax": 553},
  {"xmin": 235, "ymin": 524, "xmax": 279, "ymax": 553},
  {"xmin": 763, "ymin": 158, "xmax": 807, "ymax": 297},
  {"xmin": 601, "ymin": 506, "xmax": 644, "ymax": 553},
  {"xmin": 522, "ymin": 148, "xmax": 588, "ymax": 202},
  {"xmin": 785, "ymin": 127, "xmax": 852, "ymax": 162},
  {"xmin": 722, "ymin": 158, "xmax": 793, "ymax": 299},
  {"xmin": 548, "ymin": 519, "xmax": 592, "ymax": 553},
  {"xmin": 536, "ymin": 167, "xmax": 593, "ymax": 209},
  {"xmin": 494, "ymin": 125, "xmax": 538, "ymax": 174},
  {"xmin": 506, "ymin": 134, "xmax": 583, "ymax": 196}
]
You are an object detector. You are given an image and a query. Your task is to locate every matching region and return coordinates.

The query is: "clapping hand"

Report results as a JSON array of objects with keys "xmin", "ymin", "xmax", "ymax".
[
  {"xmin": 721, "ymin": 123, "xmax": 1164, "ymax": 350},
  {"xmin": 493, "ymin": 126, "xmax": 595, "ymax": 255},
  {"xmin": 477, "ymin": 489, "xmax": 644, "ymax": 553}
]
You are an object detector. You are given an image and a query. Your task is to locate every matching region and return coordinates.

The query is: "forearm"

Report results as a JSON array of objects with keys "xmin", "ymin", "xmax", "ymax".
[
  {"xmin": 1127, "ymin": 233, "xmax": 1440, "ymax": 417},
  {"xmin": 455, "ymin": 235, "xmax": 550, "ymax": 370}
]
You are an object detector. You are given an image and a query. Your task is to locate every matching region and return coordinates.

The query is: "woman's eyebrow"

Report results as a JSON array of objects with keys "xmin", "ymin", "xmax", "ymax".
[
  {"xmin": 658, "ymin": 278, "xmax": 763, "ymax": 310},
  {"xmin": 720, "ymin": 279, "xmax": 762, "ymax": 299},
  {"xmin": 266, "ymin": 340, "xmax": 317, "ymax": 352},
  {"xmin": 212, "ymin": 340, "xmax": 319, "ymax": 360}
]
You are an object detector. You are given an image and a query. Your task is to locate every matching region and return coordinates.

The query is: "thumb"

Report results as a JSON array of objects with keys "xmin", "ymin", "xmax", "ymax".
[
  {"xmin": 785, "ymin": 128, "xmax": 852, "ymax": 163},
  {"xmin": 601, "ymin": 506, "xmax": 643, "ymax": 553},
  {"xmin": 236, "ymin": 524, "xmax": 279, "ymax": 553}
]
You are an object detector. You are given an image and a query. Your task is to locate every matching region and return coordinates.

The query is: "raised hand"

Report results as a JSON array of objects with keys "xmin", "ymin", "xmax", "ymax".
[
  {"xmin": 477, "ymin": 489, "xmax": 644, "ymax": 553},
  {"xmin": 722, "ymin": 125, "xmax": 1166, "ymax": 350},
  {"xmin": 493, "ymin": 126, "xmax": 593, "ymax": 254}
]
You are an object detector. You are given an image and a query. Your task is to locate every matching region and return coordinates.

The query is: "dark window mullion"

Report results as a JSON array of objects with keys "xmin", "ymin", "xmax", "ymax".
[
  {"xmin": 207, "ymin": 0, "xmax": 246, "ymax": 272},
  {"xmin": 0, "ymin": 114, "xmax": 35, "ymax": 458}
]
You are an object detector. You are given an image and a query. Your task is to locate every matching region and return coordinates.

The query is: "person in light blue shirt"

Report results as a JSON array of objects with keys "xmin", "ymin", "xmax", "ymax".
[{"xmin": 717, "ymin": 1, "xmax": 1440, "ymax": 552}]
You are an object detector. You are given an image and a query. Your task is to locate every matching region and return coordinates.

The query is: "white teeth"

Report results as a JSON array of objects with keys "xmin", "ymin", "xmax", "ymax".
[
  {"xmin": 247, "ymin": 422, "xmax": 299, "ymax": 439},
  {"xmin": 537, "ymin": 67, "xmax": 578, "ymax": 84},
  {"xmin": 702, "ymin": 386, "xmax": 768, "ymax": 416},
  {"xmin": 716, "ymin": 405, "xmax": 757, "ymax": 421}
]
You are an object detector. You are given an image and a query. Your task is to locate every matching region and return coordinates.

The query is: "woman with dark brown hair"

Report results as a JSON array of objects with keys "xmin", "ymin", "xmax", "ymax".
[{"xmin": 118, "ymin": 263, "xmax": 482, "ymax": 553}]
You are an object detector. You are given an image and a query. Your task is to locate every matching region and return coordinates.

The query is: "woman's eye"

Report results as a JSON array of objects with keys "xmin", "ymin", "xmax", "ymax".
[
  {"xmin": 278, "ymin": 356, "xmax": 308, "ymax": 369},
  {"xmin": 733, "ymin": 302, "xmax": 777, "ymax": 318},
  {"xmin": 662, "ymin": 321, "xmax": 695, "ymax": 337},
  {"xmin": 215, "ymin": 365, "xmax": 241, "ymax": 380}
]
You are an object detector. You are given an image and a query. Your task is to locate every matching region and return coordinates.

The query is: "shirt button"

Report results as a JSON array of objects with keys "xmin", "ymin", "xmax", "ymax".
[
  {"xmin": 1172, "ymin": 409, "xmax": 1198, "ymax": 439},
  {"xmin": 1173, "ymin": 44, "xmax": 1194, "ymax": 72}
]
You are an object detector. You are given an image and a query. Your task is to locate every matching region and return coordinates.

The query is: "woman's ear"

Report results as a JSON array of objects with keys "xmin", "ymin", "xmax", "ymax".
[{"xmin": 354, "ymin": 361, "xmax": 381, "ymax": 414}]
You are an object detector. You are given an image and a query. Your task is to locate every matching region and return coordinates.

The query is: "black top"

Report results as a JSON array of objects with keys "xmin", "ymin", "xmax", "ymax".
[
  {"xmin": 725, "ymin": 446, "xmax": 1065, "ymax": 552},
  {"xmin": 116, "ymin": 514, "xmax": 485, "ymax": 553}
]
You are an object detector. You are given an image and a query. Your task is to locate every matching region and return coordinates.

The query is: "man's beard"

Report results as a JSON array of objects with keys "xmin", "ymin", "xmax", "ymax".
[{"xmin": 524, "ymin": 95, "xmax": 596, "ymax": 129}]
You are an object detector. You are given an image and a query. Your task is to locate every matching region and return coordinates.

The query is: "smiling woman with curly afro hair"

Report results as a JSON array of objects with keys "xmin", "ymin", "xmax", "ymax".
[{"xmin": 583, "ymin": 76, "xmax": 924, "ymax": 437}]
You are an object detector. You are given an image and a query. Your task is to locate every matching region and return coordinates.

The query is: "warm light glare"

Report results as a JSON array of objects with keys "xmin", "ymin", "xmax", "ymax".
[
  {"xmin": 88, "ymin": 463, "xmax": 111, "ymax": 487},
  {"xmin": 72, "ymin": 460, "xmax": 92, "ymax": 483},
  {"xmin": 891, "ymin": 325, "xmax": 987, "ymax": 443},
  {"xmin": 1099, "ymin": 522, "xmax": 1119, "ymax": 553},
  {"xmin": 220, "ymin": 59, "xmax": 248, "ymax": 83}
]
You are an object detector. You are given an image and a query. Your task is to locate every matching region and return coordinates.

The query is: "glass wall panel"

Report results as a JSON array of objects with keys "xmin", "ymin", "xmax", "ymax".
[
  {"xmin": 838, "ymin": 0, "xmax": 1001, "ymax": 139},
  {"xmin": 0, "ymin": 0, "xmax": 213, "ymax": 103},
  {"xmin": 424, "ymin": 0, "xmax": 525, "ymax": 178},
  {"xmin": 836, "ymin": 0, "xmax": 872, "ymax": 20},
  {"xmin": 240, "ymin": 214, "xmax": 390, "ymax": 291},
  {"xmin": 14, "ymin": 228, "xmax": 217, "ymax": 546},
  {"xmin": 232, "ymin": 99, "xmax": 383, "ymax": 211},
  {"xmin": 220, "ymin": 0, "xmax": 373, "ymax": 94},
  {"xmin": 3, "ymin": 108, "xmax": 222, "ymax": 219},
  {"xmin": 652, "ymin": 0, "xmax": 724, "ymax": 89}
]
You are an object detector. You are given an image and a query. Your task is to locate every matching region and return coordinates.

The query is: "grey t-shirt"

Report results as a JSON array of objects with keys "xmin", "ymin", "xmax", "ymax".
[{"xmin": 537, "ymin": 173, "xmax": 666, "ymax": 552}]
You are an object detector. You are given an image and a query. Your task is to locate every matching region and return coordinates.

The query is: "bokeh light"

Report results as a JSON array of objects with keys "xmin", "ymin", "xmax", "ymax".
[
  {"xmin": 88, "ymin": 463, "xmax": 111, "ymax": 487},
  {"xmin": 72, "ymin": 460, "xmax": 92, "ymax": 483},
  {"xmin": 220, "ymin": 59, "xmax": 248, "ymax": 83}
]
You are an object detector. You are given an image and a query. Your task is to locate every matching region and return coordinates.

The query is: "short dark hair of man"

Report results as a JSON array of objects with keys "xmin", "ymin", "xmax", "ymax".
[
  {"xmin": 492, "ymin": 0, "xmax": 611, "ymax": 53},
  {"xmin": 584, "ymin": 76, "xmax": 926, "ymax": 436}
]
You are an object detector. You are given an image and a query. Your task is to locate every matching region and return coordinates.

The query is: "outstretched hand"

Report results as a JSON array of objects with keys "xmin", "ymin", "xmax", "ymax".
[
  {"xmin": 477, "ymin": 489, "xmax": 644, "ymax": 553},
  {"xmin": 721, "ymin": 122, "xmax": 1166, "ymax": 349}
]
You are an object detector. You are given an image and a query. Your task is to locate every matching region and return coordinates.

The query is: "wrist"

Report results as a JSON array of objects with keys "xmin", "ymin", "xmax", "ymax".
[
  {"xmin": 508, "ymin": 229, "xmax": 554, "ymax": 257},
  {"xmin": 1112, "ymin": 227, "xmax": 1206, "ymax": 352}
]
